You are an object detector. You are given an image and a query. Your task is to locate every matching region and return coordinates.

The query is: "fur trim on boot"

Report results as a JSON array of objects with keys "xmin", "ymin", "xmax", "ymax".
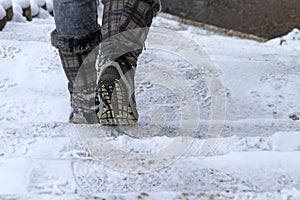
[{"xmin": 51, "ymin": 26, "xmax": 102, "ymax": 55}]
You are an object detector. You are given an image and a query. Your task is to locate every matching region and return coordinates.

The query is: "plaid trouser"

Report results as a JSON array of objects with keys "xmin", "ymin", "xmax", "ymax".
[
  {"xmin": 59, "ymin": 49, "xmax": 99, "ymax": 113},
  {"xmin": 51, "ymin": 0, "xmax": 161, "ymax": 115},
  {"xmin": 100, "ymin": 0, "xmax": 161, "ymax": 67}
]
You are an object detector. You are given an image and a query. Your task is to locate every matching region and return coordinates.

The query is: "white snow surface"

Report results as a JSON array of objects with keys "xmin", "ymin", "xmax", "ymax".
[
  {"xmin": 0, "ymin": 0, "xmax": 12, "ymax": 9},
  {"xmin": 268, "ymin": 28, "xmax": 300, "ymax": 51},
  {"xmin": 0, "ymin": 6, "xmax": 300, "ymax": 200},
  {"xmin": 12, "ymin": 0, "xmax": 29, "ymax": 8},
  {"xmin": 0, "ymin": 3, "xmax": 5, "ymax": 20},
  {"xmin": 29, "ymin": 0, "xmax": 39, "ymax": 16},
  {"xmin": 33, "ymin": 0, "xmax": 45, "ymax": 7},
  {"xmin": 45, "ymin": 0, "xmax": 52, "ymax": 12},
  {"xmin": 11, "ymin": 3, "xmax": 26, "ymax": 22}
]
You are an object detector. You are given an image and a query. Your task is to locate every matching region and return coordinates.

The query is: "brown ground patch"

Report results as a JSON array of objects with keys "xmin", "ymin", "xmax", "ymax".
[{"xmin": 161, "ymin": 0, "xmax": 300, "ymax": 39}]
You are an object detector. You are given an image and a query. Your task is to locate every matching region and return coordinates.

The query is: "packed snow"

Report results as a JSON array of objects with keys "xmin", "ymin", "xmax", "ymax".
[
  {"xmin": 33, "ymin": 0, "xmax": 45, "ymax": 7},
  {"xmin": 45, "ymin": 0, "xmax": 52, "ymax": 12},
  {"xmin": 0, "ymin": 3, "xmax": 5, "ymax": 20},
  {"xmin": 0, "ymin": 4, "xmax": 300, "ymax": 200},
  {"xmin": 12, "ymin": 0, "xmax": 30, "ymax": 9},
  {"xmin": 0, "ymin": 0, "xmax": 12, "ymax": 9},
  {"xmin": 10, "ymin": 0, "xmax": 29, "ymax": 22},
  {"xmin": 30, "ymin": 0, "xmax": 39, "ymax": 16},
  {"xmin": 0, "ymin": 0, "xmax": 12, "ymax": 20},
  {"xmin": 268, "ymin": 28, "xmax": 300, "ymax": 51},
  {"xmin": 30, "ymin": 0, "xmax": 47, "ymax": 16}
]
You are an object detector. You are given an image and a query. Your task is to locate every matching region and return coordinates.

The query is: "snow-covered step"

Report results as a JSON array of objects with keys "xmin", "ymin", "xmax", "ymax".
[
  {"xmin": 1, "ymin": 5, "xmax": 300, "ymax": 199},
  {"xmin": 30, "ymin": 0, "xmax": 47, "ymax": 17},
  {"xmin": 11, "ymin": 0, "xmax": 53, "ymax": 22},
  {"xmin": 0, "ymin": 121, "xmax": 300, "ymax": 159},
  {"xmin": 0, "ymin": 21, "xmax": 54, "ymax": 42},
  {"xmin": 12, "ymin": 0, "xmax": 32, "ymax": 21},
  {"xmin": 0, "ymin": 0, "xmax": 13, "ymax": 30},
  {"xmin": 3, "ymin": 191, "xmax": 300, "ymax": 200},
  {"xmin": 1, "ymin": 150, "xmax": 300, "ymax": 196},
  {"xmin": 70, "ymin": 152, "xmax": 300, "ymax": 193}
]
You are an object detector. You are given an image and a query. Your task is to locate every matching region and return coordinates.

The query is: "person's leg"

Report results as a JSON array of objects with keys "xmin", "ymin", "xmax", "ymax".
[
  {"xmin": 51, "ymin": 0, "xmax": 102, "ymax": 123},
  {"xmin": 97, "ymin": 0, "xmax": 161, "ymax": 125},
  {"xmin": 100, "ymin": 0, "xmax": 161, "ymax": 66}
]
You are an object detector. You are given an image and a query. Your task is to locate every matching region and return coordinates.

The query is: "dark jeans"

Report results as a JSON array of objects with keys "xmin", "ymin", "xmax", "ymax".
[{"xmin": 53, "ymin": 0, "xmax": 99, "ymax": 36}]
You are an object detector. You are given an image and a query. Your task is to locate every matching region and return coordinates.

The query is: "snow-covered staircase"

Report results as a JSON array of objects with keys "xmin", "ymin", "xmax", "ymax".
[{"xmin": 0, "ymin": 11, "xmax": 300, "ymax": 200}]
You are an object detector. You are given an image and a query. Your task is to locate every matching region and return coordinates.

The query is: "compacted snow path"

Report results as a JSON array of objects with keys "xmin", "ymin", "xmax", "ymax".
[{"xmin": 0, "ymin": 8, "xmax": 300, "ymax": 200}]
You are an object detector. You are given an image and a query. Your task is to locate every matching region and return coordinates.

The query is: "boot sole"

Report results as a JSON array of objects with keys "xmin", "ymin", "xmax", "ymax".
[{"xmin": 97, "ymin": 61, "xmax": 138, "ymax": 126}]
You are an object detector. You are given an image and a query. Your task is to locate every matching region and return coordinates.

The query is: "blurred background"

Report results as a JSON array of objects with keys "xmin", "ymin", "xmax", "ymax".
[
  {"xmin": 161, "ymin": 0, "xmax": 300, "ymax": 39},
  {"xmin": 1, "ymin": 0, "xmax": 300, "ymax": 39}
]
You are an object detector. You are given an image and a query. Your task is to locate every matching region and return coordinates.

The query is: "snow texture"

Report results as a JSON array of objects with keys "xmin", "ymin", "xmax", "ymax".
[
  {"xmin": 268, "ymin": 28, "xmax": 300, "ymax": 51},
  {"xmin": 33, "ymin": 0, "xmax": 45, "ymax": 7},
  {"xmin": 12, "ymin": 0, "xmax": 29, "ymax": 9},
  {"xmin": 29, "ymin": 0, "xmax": 39, "ymax": 16},
  {"xmin": 11, "ymin": 4, "xmax": 25, "ymax": 22},
  {"xmin": 0, "ymin": 0, "xmax": 12, "ymax": 9},
  {"xmin": 0, "ymin": 4, "xmax": 5, "ymax": 20},
  {"xmin": 11, "ymin": 0, "xmax": 30, "ymax": 22},
  {"xmin": 45, "ymin": 0, "xmax": 52, "ymax": 12},
  {"xmin": 0, "ymin": 5, "xmax": 300, "ymax": 200}
]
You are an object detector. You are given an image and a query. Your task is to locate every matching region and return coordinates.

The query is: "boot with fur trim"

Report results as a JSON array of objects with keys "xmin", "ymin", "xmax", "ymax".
[{"xmin": 51, "ymin": 2, "xmax": 102, "ymax": 124}]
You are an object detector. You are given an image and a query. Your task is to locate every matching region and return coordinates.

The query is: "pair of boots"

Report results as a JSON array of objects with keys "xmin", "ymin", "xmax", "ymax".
[{"xmin": 51, "ymin": 0, "xmax": 161, "ymax": 125}]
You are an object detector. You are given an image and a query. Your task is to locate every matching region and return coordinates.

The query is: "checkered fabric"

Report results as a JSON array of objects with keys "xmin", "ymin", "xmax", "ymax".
[
  {"xmin": 142, "ymin": 0, "xmax": 161, "ymax": 16},
  {"xmin": 100, "ymin": 0, "xmax": 160, "ymax": 67},
  {"xmin": 59, "ymin": 49, "xmax": 98, "ymax": 112},
  {"xmin": 51, "ymin": 25, "xmax": 101, "ymax": 123},
  {"xmin": 97, "ymin": 0, "xmax": 160, "ymax": 125}
]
